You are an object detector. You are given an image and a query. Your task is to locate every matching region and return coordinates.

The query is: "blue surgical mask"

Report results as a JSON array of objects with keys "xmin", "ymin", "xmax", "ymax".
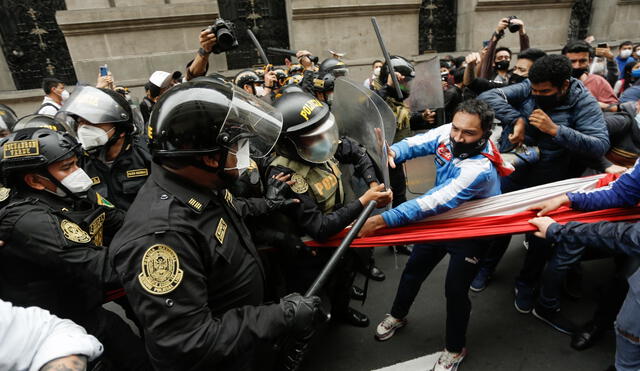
[
  {"xmin": 308, "ymin": 137, "xmax": 333, "ymax": 163},
  {"xmin": 631, "ymin": 69, "xmax": 640, "ymax": 79}
]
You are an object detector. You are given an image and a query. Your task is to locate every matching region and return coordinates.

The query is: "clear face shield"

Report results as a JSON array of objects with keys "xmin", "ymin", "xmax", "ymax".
[
  {"xmin": 54, "ymin": 85, "xmax": 130, "ymax": 130},
  {"xmin": 292, "ymin": 113, "xmax": 339, "ymax": 164},
  {"xmin": 220, "ymin": 85, "xmax": 283, "ymax": 158}
]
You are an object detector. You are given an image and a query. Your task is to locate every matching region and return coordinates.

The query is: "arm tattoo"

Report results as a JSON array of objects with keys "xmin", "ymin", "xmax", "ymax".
[{"xmin": 39, "ymin": 355, "xmax": 87, "ymax": 371}]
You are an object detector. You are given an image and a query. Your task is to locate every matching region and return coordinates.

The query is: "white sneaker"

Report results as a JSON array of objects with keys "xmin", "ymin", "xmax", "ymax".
[
  {"xmin": 432, "ymin": 348, "xmax": 467, "ymax": 371},
  {"xmin": 374, "ymin": 314, "xmax": 407, "ymax": 341}
]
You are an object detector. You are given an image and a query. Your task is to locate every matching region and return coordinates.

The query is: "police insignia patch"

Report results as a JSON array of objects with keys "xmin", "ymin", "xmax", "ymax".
[
  {"xmin": 215, "ymin": 218, "xmax": 227, "ymax": 244},
  {"xmin": 60, "ymin": 219, "xmax": 91, "ymax": 243},
  {"xmin": 290, "ymin": 174, "xmax": 308, "ymax": 194},
  {"xmin": 0, "ymin": 187, "xmax": 10, "ymax": 202},
  {"xmin": 138, "ymin": 244, "xmax": 184, "ymax": 295}
]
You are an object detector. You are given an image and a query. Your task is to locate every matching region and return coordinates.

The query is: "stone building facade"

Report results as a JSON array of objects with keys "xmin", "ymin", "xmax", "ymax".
[{"xmin": 1, "ymin": 0, "xmax": 639, "ymax": 116}]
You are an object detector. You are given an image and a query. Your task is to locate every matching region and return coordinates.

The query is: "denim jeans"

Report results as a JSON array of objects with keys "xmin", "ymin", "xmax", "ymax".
[
  {"xmin": 389, "ymin": 239, "xmax": 490, "ymax": 352},
  {"xmin": 615, "ymin": 269, "xmax": 640, "ymax": 371}
]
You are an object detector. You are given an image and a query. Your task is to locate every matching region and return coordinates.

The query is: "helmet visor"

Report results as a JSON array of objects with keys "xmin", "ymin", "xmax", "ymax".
[
  {"xmin": 293, "ymin": 113, "xmax": 339, "ymax": 164},
  {"xmin": 223, "ymin": 85, "xmax": 283, "ymax": 158},
  {"xmin": 55, "ymin": 86, "xmax": 130, "ymax": 127},
  {"xmin": 13, "ymin": 114, "xmax": 75, "ymax": 135}
]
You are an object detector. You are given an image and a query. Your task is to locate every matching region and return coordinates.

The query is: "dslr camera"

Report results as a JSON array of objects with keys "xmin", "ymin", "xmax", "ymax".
[
  {"xmin": 208, "ymin": 18, "xmax": 238, "ymax": 54},
  {"xmin": 506, "ymin": 16, "xmax": 521, "ymax": 33}
]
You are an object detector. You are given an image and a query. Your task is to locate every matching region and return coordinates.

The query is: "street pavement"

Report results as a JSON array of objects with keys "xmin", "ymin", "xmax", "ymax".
[{"xmin": 302, "ymin": 235, "xmax": 616, "ymax": 371}]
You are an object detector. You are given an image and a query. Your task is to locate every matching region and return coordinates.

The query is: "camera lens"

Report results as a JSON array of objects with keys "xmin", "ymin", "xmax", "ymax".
[{"xmin": 216, "ymin": 28, "xmax": 235, "ymax": 50}]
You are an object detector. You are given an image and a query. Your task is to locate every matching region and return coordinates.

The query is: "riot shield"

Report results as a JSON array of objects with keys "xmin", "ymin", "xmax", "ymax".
[
  {"xmin": 331, "ymin": 77, "xmax": 395, "ymax": 195},
  {"xmin": 405, "ymin": 56, "xmax": 444, "ymax": 113}
]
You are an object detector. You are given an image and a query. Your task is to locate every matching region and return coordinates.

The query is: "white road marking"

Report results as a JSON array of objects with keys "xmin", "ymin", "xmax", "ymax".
[{"xmin": 372, "ymin": 351, "xmax": 442, "ymax": 371}]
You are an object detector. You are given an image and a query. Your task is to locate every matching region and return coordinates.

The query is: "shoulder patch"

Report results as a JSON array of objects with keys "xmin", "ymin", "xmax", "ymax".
[
  {"xmin": 60, "ymin": 219, "xmax": 91, "ymax": 243},
  {"xmin": 95, "ymin": 192, "xmax": 114, "ymax": 208},
  {"xmin": 138, "ymin": 244, "xmax": 184, "ymax": 295},
  {"xmin": 91, "ymin": 176, "xmax": 101, "ymax": 185},
  {"xmin": 290, "ymin": 173, "xmax": 309, "ymax": 194},
  {"xmin": 126, "ymin": 168, "xmax": 149, "ymax": 178}
]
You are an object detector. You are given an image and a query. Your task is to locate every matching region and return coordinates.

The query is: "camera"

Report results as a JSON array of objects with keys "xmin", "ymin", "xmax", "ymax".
[
  {"xmin": 506, "ymin": 16, "xmax": 521, "ymax": 33},
  {"xmin": 208, "ymin": 18, "xmax": 238, "ymax": 54}
]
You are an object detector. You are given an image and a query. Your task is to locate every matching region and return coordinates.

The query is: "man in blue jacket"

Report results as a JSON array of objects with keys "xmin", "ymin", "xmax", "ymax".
[
  {"xmin": 359, "ymin": 99, "xmax": 507, "ymax": 371},
  {"xmin": 529, "ymin": 162, "xmax": 640, "ymax": 371},
  {"xmin": 472, "ymin": 55, "xmax": 610, "ymax": 302}
]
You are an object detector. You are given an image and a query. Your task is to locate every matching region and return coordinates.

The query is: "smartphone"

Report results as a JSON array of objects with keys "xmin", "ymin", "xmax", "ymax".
[
  {"xmin": 597, "ymin": 43, "xmax": 608, "ymax": 48},
  {"xmin": 482, "ymin": 40, "xmax": 490, "ymax": 48},
  {"xmin": 99, "ymin": 64, "xmax": 109, "ymax": 77}
]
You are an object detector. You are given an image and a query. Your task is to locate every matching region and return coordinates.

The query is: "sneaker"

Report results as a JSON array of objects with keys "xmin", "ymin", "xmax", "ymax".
[
  {"xmin": 514, "ymin": 284, "xmax": 534, "ymax": 314},
  {"xmin": 432, "ymin": 348, "xmax": 467, "ymax": 371},
  {"xmin": 470, "ymin": 268, "xmax": 491, "ymax": 292},
  {"xmin": 532, "ymin": 306, "xmax": 576, "ymax": 335},
  {"xmin": 374, "ymin": 314, "xmax": 407, "ymax": 341}
]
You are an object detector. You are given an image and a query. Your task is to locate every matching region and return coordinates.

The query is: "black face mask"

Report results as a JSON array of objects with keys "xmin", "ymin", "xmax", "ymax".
[
  {"xmin": 508, "ymin": 74, "xmax": 526, "ymax": 85},
  {"xmin": 450, "ymin": 137, "xmax": 487, "ymax": 159},
  {"xmin": 533, "ymin": 88, "xmax": 567, "ymax": 112},
  {"xmin": 495, "ymin": 60, "xmax": 510, "ymax": 71},
  {"xmin": 571, "ymin": 68, "xmax": 588, "ymax": 79}
]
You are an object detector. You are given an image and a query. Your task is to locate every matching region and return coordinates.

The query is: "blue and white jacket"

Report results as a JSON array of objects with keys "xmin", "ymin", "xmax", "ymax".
[{"xmin": 381, "ymin": 124, "xmax": 501, "ymax": 228}]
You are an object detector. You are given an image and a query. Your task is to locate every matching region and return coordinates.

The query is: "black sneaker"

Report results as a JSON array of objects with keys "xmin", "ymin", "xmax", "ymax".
[{"xmin": 532, "ymin": 305, "xmax": 576, "ymax": 335}]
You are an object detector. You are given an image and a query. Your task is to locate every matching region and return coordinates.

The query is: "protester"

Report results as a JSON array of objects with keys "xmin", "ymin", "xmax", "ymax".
[
  {"xmin": 364, "ymin": 59, "xmax": 383, "ymax": 89},
  {"xmin": 478, "ymin": 17, "xmax": 530, "ymax": 83},
  {"xmin": 614, "ymin": 61, "xmax": 640, "ymax": 97},
  {"xmin": 615, "ymin": 41, "xmax": 636, "ymax": 80},
  {"xmin": 37, "ymin": 78, "xmax": 67, "ymax": 115}
]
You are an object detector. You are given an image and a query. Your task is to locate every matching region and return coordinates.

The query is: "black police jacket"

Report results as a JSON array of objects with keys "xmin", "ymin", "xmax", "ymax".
[
  {"xmin": 0, "ymin": 189, "xmax": 123, "ymax": 322},
  {"xmin": 109, "ymin": 164, "xmax": 290, "ymax": 371},
  {"xmin": 79, "ymin": 134, "xmax": 152, "ymax": 210},
  {"xmin": 267, "ymin": 136, "xmax": 379, "ymax": 242}
]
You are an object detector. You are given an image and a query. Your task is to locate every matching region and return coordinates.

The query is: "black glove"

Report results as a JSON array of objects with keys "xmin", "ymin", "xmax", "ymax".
[
  {"xmin": 280, "ymin": 293, "xmax": 323, "ymax": 335},
  {"xmin": 265, "ymin": 177, "xmax": 297, "ymax": 211}
]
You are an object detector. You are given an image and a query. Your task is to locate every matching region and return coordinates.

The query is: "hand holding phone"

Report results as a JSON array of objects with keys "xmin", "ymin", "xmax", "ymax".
[{"xmin": 99, "ymin": 65, "xmax": 109, "ymax": 77}]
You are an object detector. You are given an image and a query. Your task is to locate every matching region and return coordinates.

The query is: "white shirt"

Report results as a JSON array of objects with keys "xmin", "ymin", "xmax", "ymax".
[
  {"xmin": 37, "ymin": 96, "xmax": 61, "ymax": 116},
  {"xmin": 0, "ymin": 300, "xmax": 103, "ymax": 371}
]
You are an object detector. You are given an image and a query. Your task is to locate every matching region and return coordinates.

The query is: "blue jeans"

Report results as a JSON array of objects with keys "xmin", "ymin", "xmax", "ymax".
[
  {"xmin": 389, "ymin": 239, "xmax": 490, "ymax": 352},
  {"xmin": 615, "ymin": 270, "xmax": 640, "ymax": 371}
]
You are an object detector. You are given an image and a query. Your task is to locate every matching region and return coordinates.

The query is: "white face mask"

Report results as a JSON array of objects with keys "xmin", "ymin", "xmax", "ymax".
[
  {"xmin": 373, "ymin": 67, "xmax": 381, "ymax": 77},
  {"xmin": 254, "ymin": 85, "xmax": 266, "ymax": 97},
  {"xmin": 620, "ymin": 49, "xmax": 633, "ymax": 59},
  {"xmin": 40, "ymin": 168, "xmax": 93, "ymax": 197},
  {"xmin": 77, "ymin": 125, "xmax": 113, "ymax": 150},
  {"xmin": 61, "ymin": 90, "xmax": 70, "ymax": 101},
  {"xmin": 224, "ymin": 139, "xmax": 251, "ymax": 176}
]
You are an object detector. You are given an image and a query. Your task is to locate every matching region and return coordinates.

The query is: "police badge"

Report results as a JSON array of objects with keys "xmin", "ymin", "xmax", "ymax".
[{"xmin": 138, "ymin": 244, "xmax": 184, "ymax": 295}]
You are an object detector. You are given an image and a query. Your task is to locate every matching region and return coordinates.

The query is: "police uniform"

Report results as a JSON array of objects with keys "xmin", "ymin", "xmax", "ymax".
[
  {"xmin": 0, "ymin": 189, "xmax": 149, "ymax": 370},
  {"xmin": 80, "ymin": 134, "xmax": 151, "ymax": 210},
  {"xmin": 109, "ymin": 79, "xmax": 320, "ymax": 370}
]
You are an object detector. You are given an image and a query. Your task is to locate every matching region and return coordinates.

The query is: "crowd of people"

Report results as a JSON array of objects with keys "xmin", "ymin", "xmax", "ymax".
[{"xmin": 0, "ymin": 15, "xmax": 638, "ymax": 371}]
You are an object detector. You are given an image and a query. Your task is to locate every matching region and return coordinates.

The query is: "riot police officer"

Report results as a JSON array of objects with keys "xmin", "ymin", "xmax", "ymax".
[
  {"xmin": 0, "ymin": 128, "xmax": 150, "ymax": 370},
  {"xmin": 56, "ymin": 86, "xmax": 152, "ymax": 210},
  {"xmin": 109, "ymin": 78, "xmax": 322, "ymax": 371},
  {"xmin": 267, "ymin": 92, "xmax": 392, "ymax": 327}
]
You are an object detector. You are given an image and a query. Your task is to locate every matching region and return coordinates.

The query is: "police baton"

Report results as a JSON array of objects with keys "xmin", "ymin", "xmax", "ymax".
[
  {"xmin": 371, "ymin": 17, "xmax": 403, "ymax": 100},
  {"xmin": 246, "ymin": 29, "xmax": 270, "ymax": 66},
  {"xmin": 278, "ymin": 200, "xmax": 378, "ymax": 371},
  {"xmin": 266, "ymin": 47, "xmax": 319, "ymax": 65}
]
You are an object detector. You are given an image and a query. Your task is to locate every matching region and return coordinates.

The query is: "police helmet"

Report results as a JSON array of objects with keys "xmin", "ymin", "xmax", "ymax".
[
  {"xmin": 234, "ymin": 69, "xmax": 263, "ymax": 88},
  {"xmin": 273, "ymin": 92, "xmax": 339, "ymax": 164},
  {"xmin": 0, "ymin": 128, "xmax": 80, "ymax": 187},
  {"xmin": 378, "ymin": 55, "xmax": 416, "ymax": 86},
  {"xmin": 149, "ymin": 77, "xmax": 282, "ymax": 161},
  {"xmin": 288, "ymin": 63, "xmax": 304, "ymax": 76},
  {"xmin": 313, "ymin": 72, "xmax": 336, "ymax": 93},
  {"xmin": 13, "ymin": 114, "xmax": 73, "ymax": 133},
  {"xmin": 55, "ymin": 86, "xmax": 134, "ymax": 134},
  {"xmin": 318, "ymin": 58, "xmax": 348, "ymax": 77},
  {"xmin": 0, "ymin": 104, "xmax": 17, "ymax": 132}
]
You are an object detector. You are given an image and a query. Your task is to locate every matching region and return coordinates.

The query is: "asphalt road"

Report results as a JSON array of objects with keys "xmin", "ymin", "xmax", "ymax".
[{"xmin": 301, "ymin": 235, "xmax": 617, "ymax": 371}]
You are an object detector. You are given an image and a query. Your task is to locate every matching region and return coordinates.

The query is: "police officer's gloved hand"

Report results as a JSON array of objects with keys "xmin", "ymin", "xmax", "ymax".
[
  {"xmin": 265, "ymin": 177, "xmax": 297, "ymax": 211},
  {"xmin": 280, "ymin": 293, "xmax": 324, "ymax": 335}
]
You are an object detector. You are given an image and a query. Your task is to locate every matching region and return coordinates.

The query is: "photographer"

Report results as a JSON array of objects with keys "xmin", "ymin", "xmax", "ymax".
[{"xmin": 478, "ymin": 17, "xmax": 530, "ymax": 83}]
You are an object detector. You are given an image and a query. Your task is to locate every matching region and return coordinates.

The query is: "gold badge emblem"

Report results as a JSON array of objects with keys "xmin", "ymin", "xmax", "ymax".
[
  {"xmin": 138, "ymin": 244, "xmax": 184, "ymax": 295},
  {"xmin": 60, "ymin": 219, "xmax": 91, "ymax": 244},
  {"xmin": 0, "ymin": 187, "xmax": 10, "ymax": 202},
  {"xmin": 215, "ymin": 218, "xmax": 227, "ymax": 244},
  {"xmin": 290, "ymin": 174, "xmax": 308, "ymax": 194},
  {"xmin": 3, "ymin": 140, "xmax": 39, "ymax": 158},
  {"xmin": 91, "ymin": 176, "xmax": 101, "ymax": 185},
  {"xmin": 188, "ymin": 198, "xmax": 203, "ymax": 211},
  {"xmin": 126, "ymin": 169, "xmax": 149, "ymax": 178}
]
